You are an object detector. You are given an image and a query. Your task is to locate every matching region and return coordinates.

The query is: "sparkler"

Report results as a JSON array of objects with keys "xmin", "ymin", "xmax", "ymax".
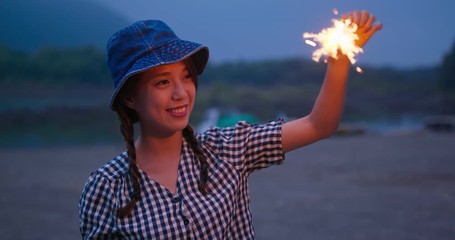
[{"xmin": 303, "ymin": 10, "xmax": 364, "ymax": 72}]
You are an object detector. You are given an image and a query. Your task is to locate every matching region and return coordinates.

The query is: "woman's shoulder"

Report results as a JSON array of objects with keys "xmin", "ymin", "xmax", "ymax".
[
  {"xmin": 80, "ymin": 152, "xmax": 129, "ymax": 208},
  {"xmin": 195, "ymin": 119, "xmax": 285, "ymax": 157},
  {"xmin": 197, "ymin": 121, "xmax": 253, "ymax": 141},
  {"xmin": 197, "ymin": 119, "xmax": 284, "ymax": 143},
  {"xmin": 89, "ymin": 151, "xmax": 129, "ymax": 182}
]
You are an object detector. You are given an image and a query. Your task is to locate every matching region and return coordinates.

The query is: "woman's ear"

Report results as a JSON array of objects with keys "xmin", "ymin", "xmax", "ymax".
[
  {"xmin": 118, "ymin": 74, "xmax": 141, "ymax": 110},
  {"xmin": 123, "ymin": 96, "xmax": 136, "ymax": 110}
]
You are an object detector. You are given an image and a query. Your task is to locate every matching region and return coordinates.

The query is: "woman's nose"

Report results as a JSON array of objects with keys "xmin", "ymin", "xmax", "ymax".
[{"xmin": 171, "ymin": 81, "xmax": 186, "ymax": 100}]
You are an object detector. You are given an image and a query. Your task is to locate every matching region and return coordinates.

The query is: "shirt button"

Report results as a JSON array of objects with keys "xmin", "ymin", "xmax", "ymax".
[
  {"xmin": 171, "ymin": 196, "xmax": 181, "ymax": 204},
  {"xmin": 183, "ymin": 217, "xmax": 190, "ymax": 225}
]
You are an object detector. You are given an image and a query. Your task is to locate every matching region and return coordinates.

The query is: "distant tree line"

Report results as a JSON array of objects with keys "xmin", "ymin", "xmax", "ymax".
[
  {"xmin": 0, "ymin": 44, "xmax": 110, "ymax": 85},
  {"xmin": 0, "ymin": 41, "xmax": 453, "ymax": 118},
  {"xmin": 1, "ymin": 42, "xmax": 454, "ymax": 147},
  {"xmin": 0, "ymin": 43, "xmax": 448, "ymax": 88}
]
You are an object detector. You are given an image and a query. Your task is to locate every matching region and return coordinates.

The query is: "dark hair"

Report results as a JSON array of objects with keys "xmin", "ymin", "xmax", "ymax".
[{"xmin": 114, "ymin": 59, "xmax": 209, "ymax": 217}]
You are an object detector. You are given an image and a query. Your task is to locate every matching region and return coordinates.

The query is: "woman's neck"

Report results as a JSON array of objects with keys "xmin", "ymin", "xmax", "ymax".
[
  {"xmin": 135, "ymin": 130, "xmax": 183, "ymax": 163},
  {"xmin": 134, "ymin": 131, "xmax": 183, "ymax": 194}
]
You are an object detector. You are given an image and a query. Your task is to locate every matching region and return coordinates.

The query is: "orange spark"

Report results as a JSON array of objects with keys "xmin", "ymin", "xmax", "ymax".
[{"xmin": 304, "ymin": 39, "xmax": 317, "ymax": 47}]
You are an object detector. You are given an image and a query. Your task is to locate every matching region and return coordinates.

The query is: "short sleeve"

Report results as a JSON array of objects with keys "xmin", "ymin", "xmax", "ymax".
[
  {"xmin": 79, "ymin": 172, "xmax": 121, "ymax": 239},
  {"xmin": 199, "ymin": 119, "xmax": 286, "ymax": 175}
]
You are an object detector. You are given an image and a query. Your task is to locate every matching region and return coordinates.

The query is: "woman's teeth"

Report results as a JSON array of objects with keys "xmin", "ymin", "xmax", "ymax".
[{"xmin": 168, "ymin": 106, "xmax": 186, "ymax": 113}]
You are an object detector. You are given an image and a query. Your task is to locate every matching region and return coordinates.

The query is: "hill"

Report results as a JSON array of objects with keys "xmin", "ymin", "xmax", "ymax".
[{"xmin": 0, "ymin": 0, "xmax": 129, "ymax": 52}]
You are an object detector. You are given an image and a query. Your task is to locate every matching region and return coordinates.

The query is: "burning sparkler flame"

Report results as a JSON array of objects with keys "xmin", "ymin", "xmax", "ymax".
[{"xmin": 303, "ymin": 18, "xmax": 363, "ymax": 65}]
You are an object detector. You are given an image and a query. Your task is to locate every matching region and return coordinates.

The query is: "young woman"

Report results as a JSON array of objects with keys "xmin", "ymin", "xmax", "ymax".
[{"xmin": 79, "ymin": 10, "xmax": 382, "ymax": 239}]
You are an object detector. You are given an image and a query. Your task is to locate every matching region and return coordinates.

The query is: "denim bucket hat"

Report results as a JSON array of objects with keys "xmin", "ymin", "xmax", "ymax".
[{"xmin": 106, "ymin": 20, "xmax": 209, "ymax": 110}]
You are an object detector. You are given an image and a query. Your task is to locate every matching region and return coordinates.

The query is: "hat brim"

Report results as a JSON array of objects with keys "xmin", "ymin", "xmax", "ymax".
[{"xmin": 109, "ymin": 40, "xmax": 209, "ymax": 110}]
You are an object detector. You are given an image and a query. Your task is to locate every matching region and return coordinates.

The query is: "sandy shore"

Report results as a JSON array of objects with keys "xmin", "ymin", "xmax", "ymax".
[{"xmin": 1, "ymin": 131, "xmax": 454, "ymax": 240}]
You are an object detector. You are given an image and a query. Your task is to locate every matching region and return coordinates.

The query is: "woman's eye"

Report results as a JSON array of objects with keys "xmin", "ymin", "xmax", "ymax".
[
  {"xmin": 155, "ymin": 80, "xmax": 169, "ymax": 86},
  {"xmin": 184, "ymin": 73, "xmax": 193, "ymax": 80}
]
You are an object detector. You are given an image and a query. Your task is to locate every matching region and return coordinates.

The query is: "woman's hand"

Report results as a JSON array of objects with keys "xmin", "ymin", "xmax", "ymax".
[{"xmin": 342, "ymin": 10, "xmax": 383, "ymax": 48}]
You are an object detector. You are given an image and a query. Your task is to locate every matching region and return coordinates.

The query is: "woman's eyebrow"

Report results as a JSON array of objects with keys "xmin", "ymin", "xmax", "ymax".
[
  {"xmin": 155, "ymin": 72, "xmax": 171, "ymax": 77},
  {"xmin": 148, "ymin": 71, "xmax": 171, "ymax": 79},
  {"xmin": 148, "ymin": 66, "xmax": 189, "ymax": 78}
]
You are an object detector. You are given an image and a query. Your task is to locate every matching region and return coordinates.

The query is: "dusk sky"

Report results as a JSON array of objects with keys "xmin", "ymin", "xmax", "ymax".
[{"xmin": 94, "ymin": 0, "xmax": 455, "ymax": 68}]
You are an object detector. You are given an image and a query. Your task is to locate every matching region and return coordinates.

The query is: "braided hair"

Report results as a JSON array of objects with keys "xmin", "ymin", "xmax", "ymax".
[
  {"xmin": 114, "ymin": 59, "xmax": 209, "ymax": 217},
  {"xmin": 182, "ymin": 125, "xmax": 209, "ymax": 194}
]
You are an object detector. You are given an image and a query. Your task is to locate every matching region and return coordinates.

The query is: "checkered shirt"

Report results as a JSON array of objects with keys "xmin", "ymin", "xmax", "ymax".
[{"xmin": 79, "ymin": 120, "xmax": 285, "ymax": 239}]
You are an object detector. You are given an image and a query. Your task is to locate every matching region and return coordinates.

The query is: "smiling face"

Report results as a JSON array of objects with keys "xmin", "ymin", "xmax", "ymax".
[{"xmin": 125, "ymin": 61, "xmax": 197, "ymax": 137}]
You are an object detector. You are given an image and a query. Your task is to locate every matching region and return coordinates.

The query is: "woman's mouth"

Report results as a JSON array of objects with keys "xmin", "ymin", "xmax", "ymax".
[{"xmin": 167, "ymin": 105, "xmax": 188, "ymax": 116}]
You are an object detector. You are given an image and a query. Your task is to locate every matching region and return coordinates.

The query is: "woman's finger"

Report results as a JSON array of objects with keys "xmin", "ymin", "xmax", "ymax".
[
  {"xmin": 360, "ymin": 15, "xmax": 376, "ymax": 33},
  {"xmin": 359, "ymin": 10, "xmax": 370, "ymax": 28}
]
